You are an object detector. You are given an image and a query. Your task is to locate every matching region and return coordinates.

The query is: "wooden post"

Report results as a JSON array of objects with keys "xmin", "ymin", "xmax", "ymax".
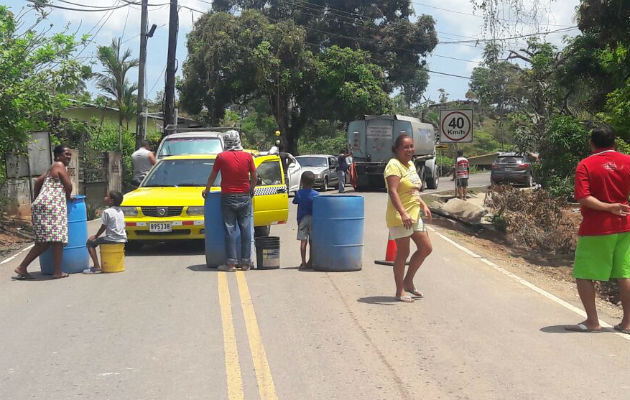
[
  {"xmin": 106, "ymin": 151, "xmax": 122, "ymax": 193},
  {"xmin": 68, "ymin": 149, "xmax": 80, "ymax": 196}
]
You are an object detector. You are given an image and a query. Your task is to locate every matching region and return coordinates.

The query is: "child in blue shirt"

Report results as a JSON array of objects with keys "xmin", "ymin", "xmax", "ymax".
[{"xmin": 292, "ymin": 171, "xmax": 319, "ymax": 269}]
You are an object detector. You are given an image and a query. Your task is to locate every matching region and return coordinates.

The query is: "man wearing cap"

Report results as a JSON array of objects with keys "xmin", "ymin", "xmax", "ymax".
[{"xmin": 202, "ymin": 130, "xmax": 257, "ymax": 271}]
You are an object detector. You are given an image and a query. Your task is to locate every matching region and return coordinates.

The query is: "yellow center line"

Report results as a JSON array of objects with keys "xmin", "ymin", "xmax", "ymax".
[
  {"xmin": 235, "ymin": 271, "xmax": 279, "ymax": 400},
  {"xmin": 218, "ymin": 272, "xmax": 244, "ymax": 400}
]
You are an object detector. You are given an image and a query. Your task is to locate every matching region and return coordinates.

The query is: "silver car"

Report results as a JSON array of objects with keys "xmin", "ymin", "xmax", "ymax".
[
  {"xmin": 295, "ymin": 154, "xmax": 339, "ymax": 191},
  {"xmin": 156, "ymin": 131, "xmax": 224, "ymax": 159}
]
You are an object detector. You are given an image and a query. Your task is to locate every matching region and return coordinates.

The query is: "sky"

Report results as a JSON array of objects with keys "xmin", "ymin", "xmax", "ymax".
[{"xmin": 5, "ymin": 0, "xmax": 581, "ymax": 106}]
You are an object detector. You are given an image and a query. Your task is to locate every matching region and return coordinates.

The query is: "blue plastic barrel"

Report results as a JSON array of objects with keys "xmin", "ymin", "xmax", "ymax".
[
  {"xmin": 205, "ymin": 192, "xmax": 226, "ymax": 267},
  {"xmin": 311, "ymin": 195, "xmax": 364, "ymax": 271},
  {"xmin": 204, "ymin": 192, "xmax": 255, "ymax": 267},
  {"xmin": 40, "ymin": 195, "xmax": 90, "ymax": 274}
]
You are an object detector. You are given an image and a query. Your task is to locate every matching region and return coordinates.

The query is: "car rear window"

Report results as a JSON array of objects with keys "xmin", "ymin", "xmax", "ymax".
[
  {"xmin": 158, "ymin": 137, "xmax": 222, "ymax": 157},
  {"xmin": 497, "ymin": 156, "xmax": 524, "ymax": 164},
  {"xmin": 142, "ymin": 159, "xmax": 220, "ymax": 187}
]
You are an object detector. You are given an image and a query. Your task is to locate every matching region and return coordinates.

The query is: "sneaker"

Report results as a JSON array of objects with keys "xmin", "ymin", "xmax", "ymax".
[
  {"xmin": 240, "ymin": 264, "xmax": 251, "ymax": 271},
  {"xmin": 217, "ymin": 265, "xmax": 236, "ymax": 272}
]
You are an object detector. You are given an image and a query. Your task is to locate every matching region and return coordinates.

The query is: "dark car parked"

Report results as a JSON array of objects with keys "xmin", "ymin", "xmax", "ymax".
[{"xmin": 491, "ymin": 152, "xmax": 535, "ymax": 187}]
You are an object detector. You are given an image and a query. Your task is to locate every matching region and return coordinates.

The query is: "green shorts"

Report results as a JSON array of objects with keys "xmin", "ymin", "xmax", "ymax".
[{"xmin": 573, "ymin": 232, "xmax": 630, "ymax": 281}]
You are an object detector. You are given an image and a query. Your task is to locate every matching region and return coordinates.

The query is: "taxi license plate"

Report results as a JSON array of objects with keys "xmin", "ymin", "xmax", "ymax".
[{"xmin": 149, "ymin": 222, "xmax": 172, "ymax": 232}]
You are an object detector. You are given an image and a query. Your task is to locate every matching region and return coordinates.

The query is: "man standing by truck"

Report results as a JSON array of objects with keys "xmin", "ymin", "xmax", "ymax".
[{"xmin": 455, "ymin": 150, "xmax": 469, "ymax": 200}]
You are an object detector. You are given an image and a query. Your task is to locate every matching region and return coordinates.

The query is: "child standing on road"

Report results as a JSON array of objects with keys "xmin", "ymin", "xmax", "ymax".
[
  {"xmin": 83, "ymin": 191, "xmax": 127, "ymax": 274},
  {"xmin": 293, "ymin": 171, "xmax": 319, "ymax": 270}
]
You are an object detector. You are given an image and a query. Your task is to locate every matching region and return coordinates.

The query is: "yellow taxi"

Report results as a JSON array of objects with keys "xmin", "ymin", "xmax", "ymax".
[{"xmin": 121, "ymin": 153, "xmax": 288, "ymax": 244}]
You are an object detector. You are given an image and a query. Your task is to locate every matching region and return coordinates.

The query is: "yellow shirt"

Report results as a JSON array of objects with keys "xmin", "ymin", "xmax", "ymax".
[{"xmin": 384, "ymin": 158, "xmax": 422, "ymax": 228}]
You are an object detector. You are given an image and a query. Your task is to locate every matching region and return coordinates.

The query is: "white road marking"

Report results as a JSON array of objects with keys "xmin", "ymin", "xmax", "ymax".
[
  {"xmin": 0, "ymin": 244, "xmax": 34, "ymax": 265},
  {"xmin": 428, "ymin": 226, "xmax": 630, "ymax": 341}
]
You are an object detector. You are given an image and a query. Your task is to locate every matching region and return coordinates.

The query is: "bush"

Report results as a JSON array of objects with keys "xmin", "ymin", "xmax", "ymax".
[
  {"xmin": 485, "ymin": 185, "xmax": 575, "ymax": 253},
  {"xmin": 535, "ymin": 116, "xmax": 590, "ymax": 198}
]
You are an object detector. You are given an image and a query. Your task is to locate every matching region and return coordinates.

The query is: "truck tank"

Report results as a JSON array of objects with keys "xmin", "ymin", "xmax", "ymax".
[{"xmin": 347, "ymin": 115, "xmax": 438, "ymax": 190}]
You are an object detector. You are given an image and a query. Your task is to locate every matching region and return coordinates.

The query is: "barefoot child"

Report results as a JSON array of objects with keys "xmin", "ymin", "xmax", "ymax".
[
  {"xmin": 293, "ymin": 171, "xmax": 318, "ymax": 269},
  {"xmin": 83, "ymin": 191, "xmax": 127, "ymax": 274}
]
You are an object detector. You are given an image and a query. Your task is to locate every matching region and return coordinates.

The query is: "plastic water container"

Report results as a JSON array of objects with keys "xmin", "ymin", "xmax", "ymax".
[
  {"xmin": 204, "ymin": 192, "xmax": 256, "ymax": 267},
  {"xmin": 311, "ymin": 195, "xmax": 364, "ymax": 271},
  {"xmin": 40, "ymin": 195, "xmax": 90, "ymax": 274},
  {"xmin": 100, "ymin": 243, "xmax": 125, "ymax": 273},
  {"xmin": 205, "ymin": 192, "xmax": 226, "ymax": 268}
]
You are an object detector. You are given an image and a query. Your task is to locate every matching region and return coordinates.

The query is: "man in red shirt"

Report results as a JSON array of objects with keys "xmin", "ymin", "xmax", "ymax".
[
  {"xmin": 568, "ymin": 125, "xmax": 630, "ymax": 334},
  {"xmin": 202, "ymin": 130, "xmax": 257, "ymax": 271}
]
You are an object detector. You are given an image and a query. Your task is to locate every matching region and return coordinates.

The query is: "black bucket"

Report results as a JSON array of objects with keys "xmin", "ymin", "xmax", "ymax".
[{"xmin": 255, "ymin": 236, "xmax": 280, "ymax": 269}]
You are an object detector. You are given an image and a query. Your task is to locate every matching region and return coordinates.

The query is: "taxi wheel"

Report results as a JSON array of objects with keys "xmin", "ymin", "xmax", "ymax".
[
  {"xmin": 254, "ymin": 225, "xmax": 270, "ymax": 237},
  {"xmin": 125, "ymin": 240, "xmax": 143, "ymax": 251}
]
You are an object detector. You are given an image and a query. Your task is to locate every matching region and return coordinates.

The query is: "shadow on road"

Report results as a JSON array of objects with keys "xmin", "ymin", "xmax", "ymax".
[
  {"xmin": 187, "ymin": 264, "xmax": 211, "ymax": 272},
  {"xmin": 357, "ymin": 296, "xmax": 399, "ymax": 305},
  {"xmin": 126, "ymin": 240, "xmax": 205, "ymax": 257}
]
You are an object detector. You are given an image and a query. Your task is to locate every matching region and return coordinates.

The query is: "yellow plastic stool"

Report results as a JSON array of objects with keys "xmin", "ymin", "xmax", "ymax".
[{"xmin": 100, "ymin": 243, "xmax": 125, "ymax": 273}]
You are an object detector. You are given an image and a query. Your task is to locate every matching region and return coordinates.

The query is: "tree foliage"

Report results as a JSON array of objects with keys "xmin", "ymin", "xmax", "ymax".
[
  {"xmin": 0, "ymin": 6, "xmax": 86, "ymax": 155},
  {"xmin": 96, "ymin": 38, "xmax": 139, "ymax": 130},
  {"xmin": 180, "ymin": 10, "xmax": 393, "ymax": 153}
]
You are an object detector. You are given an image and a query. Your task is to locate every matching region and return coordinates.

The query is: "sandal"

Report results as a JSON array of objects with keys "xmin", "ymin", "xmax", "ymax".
[
  {"xmin": 82, "ymin": 267, "xmax": 102, "ymax": 274},
  {"xmin": 395, "ymin": 295, "xmax": 414, "ymax": 303},
  {"xmin": 12, "ymin": 272, "xmax": 34, "ymax": 280},
  {"xmin": 52, "ymin": 272, "xmax": 70, "ymax": 279},
  {"xmin": 405, "ymin": 288, "xmax": 423, "ymax": 298}
]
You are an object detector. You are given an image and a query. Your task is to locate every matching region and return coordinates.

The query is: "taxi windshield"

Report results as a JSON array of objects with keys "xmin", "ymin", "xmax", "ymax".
[
  {"xmin": 158, "ymin": 137, "xmax": 223, "ymax": 157},
  {"xmin": 142, "ymin": 159, "xmax": 220, "ymax": 187}
]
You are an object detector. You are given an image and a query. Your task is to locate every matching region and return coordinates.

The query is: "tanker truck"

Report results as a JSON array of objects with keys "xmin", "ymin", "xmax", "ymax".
[{"xmin": 347, "ymin": 115, "xmax": 439, "ymax": 190}]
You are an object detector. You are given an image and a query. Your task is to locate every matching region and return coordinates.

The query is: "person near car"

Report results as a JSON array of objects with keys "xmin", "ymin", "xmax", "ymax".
[
  {"xmin": 385, "ymin": 134, "xmax": 433, "ymax": 303},
  {"xmin": 13, "ymin": 145, "xmax": 73, "ymax": 280},
  {"xmin": 292, "ymin": 171, "xmax": 319, "ymax": 270},
  {"xmin": 83, "ymin": 191, "xmax": 127, "ymax": 274},
  {"xmin": 336, "ymin": 149, "xmax": 350, "ymax": 193},
  {"xmin": 567, "ymin": 125, "xmax": 630, "ymax": 334},
  {"xmin": 455, "ymin": 150, "xmax": 469, "ymax": 200},
  {"xmin": 202, "ymin": 130, "xmax": 256, "ymax": 272},
  {"xmin": 131, "ymin": 141, "xmax": 156, "ymax": 186},
  {"xmin": 269, "ymin": 139, "xmax": 281, "ymax": 155}
]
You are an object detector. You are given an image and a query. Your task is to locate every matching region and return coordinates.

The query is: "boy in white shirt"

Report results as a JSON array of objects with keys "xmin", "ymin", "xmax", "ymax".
[{"xmin": 83, "ymin": 191, "xmax": 127, "ymax": 273}]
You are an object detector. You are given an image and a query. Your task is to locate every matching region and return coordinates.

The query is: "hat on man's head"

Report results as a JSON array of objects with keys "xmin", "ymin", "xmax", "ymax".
[{"xmin": 223, "ymin": 130, "xmax": 243, "ymax": 151}]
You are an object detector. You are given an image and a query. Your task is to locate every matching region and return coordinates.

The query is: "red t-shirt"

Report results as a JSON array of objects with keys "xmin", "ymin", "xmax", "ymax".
[
  {"xmin": 574, "ymin": 148, "xmax": 630, "ymax": 236},
  {"xmin": 212, "ymin": 151, "xmax": 256, "ymax": 194}
]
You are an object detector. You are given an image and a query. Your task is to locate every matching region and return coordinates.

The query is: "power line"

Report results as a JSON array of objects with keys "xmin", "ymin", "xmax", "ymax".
[
  {"xmin": 27, "ymin": 0, "xmax": 130, "ymax": 12},
  {"xmin": 439, "ymin": 26, "xmax": 578, "ymax": 44}
]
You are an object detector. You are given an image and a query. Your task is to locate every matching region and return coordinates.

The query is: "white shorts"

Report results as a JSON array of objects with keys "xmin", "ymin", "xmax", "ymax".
[
  {"xmin": 389, "ymin": 218, "xmax": 426, "ymax": 240},
  {"xmin": 297, "ymin": 215, "xmax": 312, "ymax": 241}
]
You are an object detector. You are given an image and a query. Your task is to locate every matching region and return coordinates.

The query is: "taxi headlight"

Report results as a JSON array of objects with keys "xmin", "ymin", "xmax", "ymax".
[
  {"xmin": 187, "ymin": 206, "xmax": 205, "ymax": 216},
  {"xmin": 121, "ymin": 206, "xmax": 138, "ymax": 216}
]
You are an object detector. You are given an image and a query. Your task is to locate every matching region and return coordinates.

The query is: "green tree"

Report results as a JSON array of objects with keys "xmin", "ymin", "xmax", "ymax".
[
  {"xmin": 180, "ymin": 11, "xmax": 391, "ymax": 154},
  {"xmin": 96, "ymin": 38, "xmax": 138, "ymax": 132},
  {"xmin": 0, "ymin": 6, "xmax": 86, "ymax": 155}
]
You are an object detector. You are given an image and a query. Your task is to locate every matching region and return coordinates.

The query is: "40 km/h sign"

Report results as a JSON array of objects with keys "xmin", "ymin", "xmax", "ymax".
[{"xmin": 439, "ymin": 109, "xmax": 473, "ymax": 143}]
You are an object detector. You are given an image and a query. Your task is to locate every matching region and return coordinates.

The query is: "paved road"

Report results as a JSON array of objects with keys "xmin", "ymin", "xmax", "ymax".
[
  {"xmin": 423, "ymin": 171, "xmax": 491, "ymax": 195},
  {"xmin": 1, "ymin": 190, "xmax": 628, "ymax": 399}
]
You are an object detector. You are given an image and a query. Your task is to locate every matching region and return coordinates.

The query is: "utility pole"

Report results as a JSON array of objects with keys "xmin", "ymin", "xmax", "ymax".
[
  {"xmin": 163, "ymin": 0, "xmax": 178, "ymax": 138},
  {"xmin": 135, "ymin": 0, "xmax": 148, "ymax": 148}
]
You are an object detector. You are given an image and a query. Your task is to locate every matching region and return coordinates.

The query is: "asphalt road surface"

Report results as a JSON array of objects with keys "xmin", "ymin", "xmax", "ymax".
[
  {"xmin": 423, "ymin": 171, "xmax": 491, "ymax": 195},
  {"xmin": 1, "ymin": 187, "xmax": 628, "ymax": 399}
]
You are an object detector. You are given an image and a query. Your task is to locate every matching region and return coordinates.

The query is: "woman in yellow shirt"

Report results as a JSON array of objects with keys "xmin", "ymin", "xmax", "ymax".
[{"xmin": 385, "ymin": 134, "xmax": 433, "ymax": 302}]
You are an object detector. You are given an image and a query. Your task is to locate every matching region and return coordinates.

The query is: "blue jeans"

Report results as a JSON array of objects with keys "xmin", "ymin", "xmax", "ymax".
[
  {"xmin": 221, "ymin": 194, "xmax": 252, "ymax": 266},
  {"xmin": 338, "ymin": 170, "xmax": 346, "ymax": 193}
]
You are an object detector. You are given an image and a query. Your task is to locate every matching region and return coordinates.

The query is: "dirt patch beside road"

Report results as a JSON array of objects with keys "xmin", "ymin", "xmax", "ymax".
[{"xmin": 0, "ymin": 217, "xmax": 34, "ymax": 259}]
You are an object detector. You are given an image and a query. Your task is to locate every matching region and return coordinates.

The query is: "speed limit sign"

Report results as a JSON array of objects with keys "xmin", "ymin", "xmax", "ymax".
[{"xmin": 439, "ymin": 109, "xmax": 473, "ymax": 143}]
